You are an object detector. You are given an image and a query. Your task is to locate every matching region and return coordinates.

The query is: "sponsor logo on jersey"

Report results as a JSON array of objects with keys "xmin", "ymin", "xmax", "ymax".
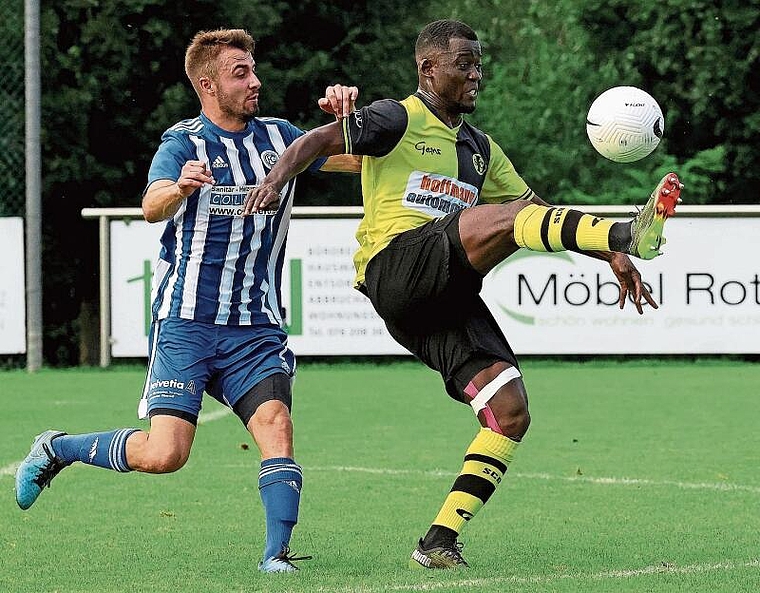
[
  {"xmin": 185, "ymin": 380, "xmax": 197, "ymax": 395},
  {"xmin": 414, "ymin": 141, "xmax": 442, "ymax": 156},
  {"xmin": 212, "ymin": 155, "xmax": 228, "ymax": 169},
  {"xmin": 402, "ymin": 171, "xmax": 479, "ymax": 218},
  {"xmin": 261, "ymin": 150, "xmax": 279, "ymax": 168},
  {"xmin": 208, "ymin": 184, "xmax": 264, "ymax": 217}
]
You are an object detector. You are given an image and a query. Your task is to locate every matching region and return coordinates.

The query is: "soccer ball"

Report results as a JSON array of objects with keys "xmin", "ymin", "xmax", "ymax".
[{"xmin": 586, "ymin": 86, "xmax": 664, "ymax": 163}]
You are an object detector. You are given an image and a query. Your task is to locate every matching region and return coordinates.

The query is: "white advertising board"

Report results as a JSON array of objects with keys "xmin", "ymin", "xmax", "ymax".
[
  {"xmin": 109, "ymin": 218, "xmax": 405, "ymax": 357},
  {"xmin": 0, "ymin": 217, "xmax": 26, "ymax": 354},
  {"xmin": 110, "ymin": 216, "xmax": 760, "ymax": 357}
]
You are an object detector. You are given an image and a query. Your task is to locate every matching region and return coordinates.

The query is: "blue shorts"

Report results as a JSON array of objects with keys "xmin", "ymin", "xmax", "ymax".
[{"xmin": 138, "ymin": 318, "xmax": 295, "ymax": 422}]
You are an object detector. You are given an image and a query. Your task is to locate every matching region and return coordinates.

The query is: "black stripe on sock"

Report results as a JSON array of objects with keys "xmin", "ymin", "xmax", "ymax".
[
  {"xmin": 560, "ymin": 209, "xmax": 583, "ymax": 252},
  {"xmin": 464, "ymin": 453, "xmax": 507, "ymax": 475},
  {"xmin": 450, "ymin": 474, "xmax": 497, "ymax": 503},
  {"xmin": 609, "ymin": 221, "xmax": 632, "ymax": 252},
  {"xmin": 540, "ymin": 208, "xmax": 555, "ymax": 252}
]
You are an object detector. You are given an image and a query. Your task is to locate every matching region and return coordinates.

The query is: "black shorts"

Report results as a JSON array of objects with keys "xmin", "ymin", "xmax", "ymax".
[{"xmin": 362, "ymin": 211, "xmax": 518, "ymax": 402}]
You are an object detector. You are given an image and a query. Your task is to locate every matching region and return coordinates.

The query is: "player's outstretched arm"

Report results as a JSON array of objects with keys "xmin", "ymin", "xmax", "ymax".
[{"xmin": 243, "ymin": 122, "xmax": 345, "ymax": 215}]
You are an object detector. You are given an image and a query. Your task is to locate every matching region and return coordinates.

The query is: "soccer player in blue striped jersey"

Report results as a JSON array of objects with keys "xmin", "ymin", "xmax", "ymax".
[{"xmin": 14, "ymin": 28, "xmax": 360, "ymax": 574}]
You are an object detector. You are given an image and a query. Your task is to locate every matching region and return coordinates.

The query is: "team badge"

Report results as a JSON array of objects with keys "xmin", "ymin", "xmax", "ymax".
[
  {"xmin": 261, "ymin": 150, "xmax": 279, "ymax": 168},
  {"xmin": 472, "ymin": 153, "xmax": 487, "ymax": 175}
]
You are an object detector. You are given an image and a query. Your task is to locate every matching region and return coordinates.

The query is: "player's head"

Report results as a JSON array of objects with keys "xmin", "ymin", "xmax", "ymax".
[
  {"xmin": 185, "ymin": 29, "xmax": 261, "ymax": 124},
  {"xmin": 415, "ymin": 20, "xmax": 482, "ymax": 115}
]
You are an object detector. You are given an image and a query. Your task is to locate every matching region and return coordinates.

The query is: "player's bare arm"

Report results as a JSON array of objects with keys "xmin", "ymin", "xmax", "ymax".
[
  {"xmin": 244, "ymin": 122, "xmax": 345, "ymax": 215},
  {"xmin": 142, "ymin": 160, "xmax": 215, "ymax": 222},
  {"xmin": 528, "ymin": 193, "xmax": 656, "ymax": 314}
]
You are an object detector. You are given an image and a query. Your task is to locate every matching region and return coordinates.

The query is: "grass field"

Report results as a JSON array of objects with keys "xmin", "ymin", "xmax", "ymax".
[{"xmin": 2, "ymin": 359, "xmax": 759, "ymax": 592}]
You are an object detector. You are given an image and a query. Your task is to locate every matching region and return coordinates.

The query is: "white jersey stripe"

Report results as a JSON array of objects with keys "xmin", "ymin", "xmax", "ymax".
[
  {"xmin": 241, "ymin": 133, "xmax": 276, "ymax": 324},
  {"xmin": 180, "ymin": 136, "xmax": 211, "ymax": 318},
  {"xmin": 263, "ymin": 123, "xmax": 295, "ymax": 326},
  {"xmin": 215, "ymin": 137, "xmax": 247, "ymax": 324}
]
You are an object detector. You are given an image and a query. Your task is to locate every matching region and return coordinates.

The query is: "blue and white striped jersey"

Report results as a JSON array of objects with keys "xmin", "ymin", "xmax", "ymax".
[{"xmin": 146, "ymin": 112, "xmax": 325, "ymax": 326}]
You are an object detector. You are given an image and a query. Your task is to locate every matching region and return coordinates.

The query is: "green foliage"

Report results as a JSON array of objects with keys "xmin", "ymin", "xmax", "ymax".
[
  {"xmin": 28, "ymin": 0, "xmax": 759, "ymax": 364},
  {"xmin": 430, "ymin": 0, "xmax": 757, "ymax": 205},
  {"xmin": 579, "ymin": 0, "xmax": 760, "ymax": 202}
]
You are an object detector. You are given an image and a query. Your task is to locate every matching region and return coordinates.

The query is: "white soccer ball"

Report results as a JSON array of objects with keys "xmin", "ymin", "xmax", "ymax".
[{"xmin": 586, "ymin": 86, "xmax": 664, "ymax": 163}]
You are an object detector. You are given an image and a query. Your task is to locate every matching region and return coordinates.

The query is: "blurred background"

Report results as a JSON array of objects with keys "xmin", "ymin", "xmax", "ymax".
[{"xmin": 0, "ymin": 0, "xmax": 757, "ymax": 366}]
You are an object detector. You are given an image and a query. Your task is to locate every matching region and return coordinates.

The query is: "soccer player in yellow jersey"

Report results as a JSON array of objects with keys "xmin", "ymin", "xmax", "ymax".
[{"xmin": 245, "ymin": 20, "xmax": 683, "ymax": 569}]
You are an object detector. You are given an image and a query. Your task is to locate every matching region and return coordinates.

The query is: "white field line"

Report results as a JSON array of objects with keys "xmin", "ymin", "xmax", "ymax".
[
  {"xmin": 197, "ymin": 407, "xmax": 232, "ymax": 424},
  {"xmin": 309, "ymin": 465, "xmax": 760, "ymax": 495},
  {"xmin": 0, "ymin": 407, "xmax": 233, "ymax": 478},
  {"xmin": 0, "ymin": 462, "xmax": 18, "ymax": 477},
  {"xmin": 307, "ymin": 559, "xmax": 760, "ymax": 592}
]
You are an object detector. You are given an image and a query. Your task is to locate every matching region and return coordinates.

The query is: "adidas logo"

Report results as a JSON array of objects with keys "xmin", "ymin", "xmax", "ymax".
[
  {"xmin": 285, "ymin": 480, "xmax": 301, "ymax": 493},
  {"xmin": 212, "ymin": 155, "xmax": 228, "ymax": 169}
]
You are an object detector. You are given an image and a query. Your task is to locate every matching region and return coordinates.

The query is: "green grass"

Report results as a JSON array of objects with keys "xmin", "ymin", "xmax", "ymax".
[{"xmin": 1, "ymin": 359, "xmax": 759, "ymax": 592}]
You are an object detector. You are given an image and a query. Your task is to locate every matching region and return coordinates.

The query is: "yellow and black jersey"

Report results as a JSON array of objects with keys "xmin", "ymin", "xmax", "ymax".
[{"xmin": 342, "ymin": 93, "xmax": 534, "ymax": 286}]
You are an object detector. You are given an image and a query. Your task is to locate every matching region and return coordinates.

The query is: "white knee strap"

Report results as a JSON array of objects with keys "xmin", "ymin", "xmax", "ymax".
[{"xmin": 470, "ymin": 367, "xmax": 522, "ymax": 414}]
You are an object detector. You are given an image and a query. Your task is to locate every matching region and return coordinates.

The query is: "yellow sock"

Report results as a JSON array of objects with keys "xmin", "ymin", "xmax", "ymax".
[
  {"xmin": 430, "ymin": 428, "xmax": 519, "ymax": 536},
  {"xmin": 514, "ymin": 204, "xmax": 616, "ymax": 252}
]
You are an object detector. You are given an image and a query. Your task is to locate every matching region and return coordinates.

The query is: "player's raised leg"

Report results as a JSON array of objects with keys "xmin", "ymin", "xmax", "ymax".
[
  {"xmin": 15, "ymin": 417, "xmax": 195, "ymax": 510},
  {"xmin": 511, "ymin": 173, "xmax": 682, "ymax": 260},
  {"xmin": 462, "ymin": 175, "xmax": 681, "ymax": 277}
]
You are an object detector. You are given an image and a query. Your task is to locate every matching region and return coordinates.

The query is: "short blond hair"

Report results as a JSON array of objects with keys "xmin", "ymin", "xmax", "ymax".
[{"xmin": 184, "ymin": 29, "xmax": 255, "ymax": 95}]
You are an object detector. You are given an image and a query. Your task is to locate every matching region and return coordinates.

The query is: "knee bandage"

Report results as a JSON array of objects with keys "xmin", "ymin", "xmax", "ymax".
[{"xmin": 464, "ymin": 367, "xmax": 522, "ymax": 433}]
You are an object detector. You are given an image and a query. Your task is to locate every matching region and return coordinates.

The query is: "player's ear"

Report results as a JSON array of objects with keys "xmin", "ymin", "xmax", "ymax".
[
  {"xmin": 199, "ymin": 77, "xmax": 215, "ymax": 95},
  {"xmin": 419, "ymin": 57, "xmax": 435, "ymax": 79}
]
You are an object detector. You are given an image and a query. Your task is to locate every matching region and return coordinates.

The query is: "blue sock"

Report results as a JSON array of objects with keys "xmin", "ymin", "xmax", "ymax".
[
  {"xmin": 51, "ymin": 429, "xmax": 139, "ymax": 472},
  {"xmin": 259, "ymin": 457, "xmax": 302, "ymax": 561}
]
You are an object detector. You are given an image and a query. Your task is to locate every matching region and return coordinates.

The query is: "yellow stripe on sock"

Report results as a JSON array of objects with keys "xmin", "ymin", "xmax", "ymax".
[
  {"xmin": 432, "ymin": 491, "xmax": 483, "ymax": 532},
  {"xmin": 575, "ymin": 215, "xmax": 613, "ymax": 251},
  {"xmin": 428, "ymin": 429, "xmax": 521, "ymax": 536},
  {"xmin": 469, "ymin": 428, "xmax": 519, "ymax": 464},
  {"xmin": 513, "ymin": 203, "xmax": 549, "ymax": 251}
]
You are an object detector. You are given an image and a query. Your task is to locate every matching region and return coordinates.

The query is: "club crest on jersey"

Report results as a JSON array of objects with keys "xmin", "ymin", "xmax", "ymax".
[
  {"xmin": 261, "ymin": 150, "xmax": 279, "ymax": 168},
  {"xmin": 402, "ymin": 171, "xmax": 479, "ymax": 217},
  {"xmin": 472, "ymin": 153, "xmax": 487, "ymax": 175}
]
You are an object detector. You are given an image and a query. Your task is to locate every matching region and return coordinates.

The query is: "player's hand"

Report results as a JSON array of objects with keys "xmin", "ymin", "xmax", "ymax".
[
  {"xmin": 609, "ymin": 252, "xmax": 658, "ymax": 314},
  {"xmin": 177, "ymin": 160, "xmax": 214, "ymax": 198},
  {"xmin": 244, "ymin": 183, "xmax": 281, "ymax": 215},
  {"xmin": 318, "ymin": 84, "xmax": 359, "ymax": 120}
]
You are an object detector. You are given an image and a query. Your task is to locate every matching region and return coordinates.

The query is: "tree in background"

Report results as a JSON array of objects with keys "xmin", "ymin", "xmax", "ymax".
[
  {"xmin": 31, "ymin": 0, "xmax": 758, "ymax": 364},
  {"xmin": 433, "ymin": 0, "xmax": 757, "ymax": 206},
  {"xmin": 39, "ymin": 0, "xmax": 422, "ymax": 364}
]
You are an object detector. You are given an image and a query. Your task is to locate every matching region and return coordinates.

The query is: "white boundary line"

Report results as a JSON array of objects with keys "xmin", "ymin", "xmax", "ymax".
[
  {"xmin": 309, "ymin": 465, "xmax": 760, "ymax": 494},
  {"xmin": 3, "ymin": 408, "xmax": 759, "ymax": 498},
  {"xmin": 309, "ymin": 559, "xmax": 760, "ymax": 592}
]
